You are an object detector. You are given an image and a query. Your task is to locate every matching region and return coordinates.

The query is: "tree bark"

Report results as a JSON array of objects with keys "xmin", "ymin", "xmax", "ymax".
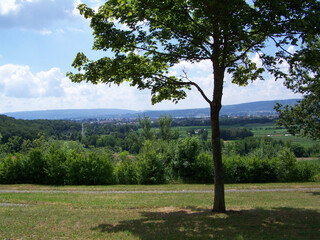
[
  {"xmin": 211, "ymin": 64, "xmax": 226, "ymax": 213},
  {"xmin": 211, "ymin": 103, "xmax": 226, "ymax": 212}
]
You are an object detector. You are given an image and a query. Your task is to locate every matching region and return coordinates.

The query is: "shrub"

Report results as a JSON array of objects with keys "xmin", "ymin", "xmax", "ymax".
[
  {"xmin": 223, "ymin": 155, "xmax": 251, "ymax": 183},
  {"xmin": 275, "ymin": 148, "xmax": 298, "ymax": 182},
  {"xmin": 44, "ymin": 146, "xmax": 67, "ymax": 185},
  {"xmin": 137, "ymin": 141, "xmax": 166, "ymax": 184},
  {"xmin": 116, "ymin": 151, "xmax": 139, "ymax": 184},
  {"xmin": 174, "ymin": 137, "xmax": 201, "ymax": 182},
  {"xmin": 66, "ymin": 151, "xmax": 115, "ymax": 185},
  {"xmin": 0, "ymin": 154, "xmax": 26, "ymax": 184},
  {"xmin": 193, "ymin": 152, "xmax": 214, "ymax": 183},
  {"xmin": 24, "ymin": 148, "xmax": 47, "ymax": 184},
  {"xmin": 295, "ymin": 160, "xmax": 319, "ymax": 182},
  {"xmin": 249, "ymin": 156, "xmax": 278, "ymax": 183}
]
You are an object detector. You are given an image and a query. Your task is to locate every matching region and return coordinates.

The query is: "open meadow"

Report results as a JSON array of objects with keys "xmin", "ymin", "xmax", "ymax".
[
  {"xmin": 176, "ymin": 122, "xmax": 319, "ymax": 149},
  {"xmin": 1, "ymin": 183, "xmax": 320, "ymax": 239}
]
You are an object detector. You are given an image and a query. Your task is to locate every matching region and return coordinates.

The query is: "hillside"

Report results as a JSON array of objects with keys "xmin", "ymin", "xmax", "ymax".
[
  {"xmin": 3, "ymin": 99, "xmax": 300, "ymax": 120},
  {"xmin": 0, "ymin": 115, "xmax": 81, "ymax": 142}
]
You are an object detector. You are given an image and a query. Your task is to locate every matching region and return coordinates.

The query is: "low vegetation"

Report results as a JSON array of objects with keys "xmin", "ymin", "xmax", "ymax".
[
  {"xmin": 0, "ymin": 183, "xmax": 320, "ymax": 239},
  {"xmin": 0, "ymin": 115, "xmax": 320, "ymax": 185}
]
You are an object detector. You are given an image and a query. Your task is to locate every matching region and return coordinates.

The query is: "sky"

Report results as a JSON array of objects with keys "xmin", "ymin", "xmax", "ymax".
[{"xmin": 0, "ymin": 0, "xmax": 301, "ymax": 114}]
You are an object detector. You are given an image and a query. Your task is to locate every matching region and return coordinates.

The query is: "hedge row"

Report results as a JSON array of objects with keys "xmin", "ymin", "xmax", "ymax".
[{"xmin": 0, "ymin": 144, "xmax": 319, "ymax": 185}]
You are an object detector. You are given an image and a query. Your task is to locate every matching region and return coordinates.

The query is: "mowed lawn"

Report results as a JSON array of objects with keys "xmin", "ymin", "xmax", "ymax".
[{"xmin": 0, "ymin": 183, "xmax": 320, "ymax": 240}]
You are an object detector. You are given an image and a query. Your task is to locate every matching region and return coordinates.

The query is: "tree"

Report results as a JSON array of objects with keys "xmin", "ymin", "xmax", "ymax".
[
  {"xmin": 275, "ymin": 35, "xmax": 320, "ymax": 139},
  {"xmin": 138, "ymin": 116, "xmax": 154, "ymax": 140},
  {"xmin": 158, "ymin": 115, "xmax": 178, "ymax": 141},
  {"xmin": 68, "ymin": 0, "xmax": 320, "ymax": 212}
]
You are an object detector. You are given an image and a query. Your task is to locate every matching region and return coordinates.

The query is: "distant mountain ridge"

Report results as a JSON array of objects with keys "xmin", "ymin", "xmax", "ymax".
[{"xmin": 4, "ymin": 99, "xmax": 300, "ymax": 120}]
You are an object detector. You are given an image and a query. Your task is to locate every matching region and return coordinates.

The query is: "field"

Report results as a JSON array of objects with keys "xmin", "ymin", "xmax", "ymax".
[
  {"xmin": 1, "ymin": 183, "xmax": 320, "ymax": 239},
  {"xmin": 176, "ymin": 122, "xmax": 319, "ymax": 148}
]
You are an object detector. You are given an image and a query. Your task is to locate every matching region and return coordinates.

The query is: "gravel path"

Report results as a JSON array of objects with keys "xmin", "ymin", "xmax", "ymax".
[
  {"xmin": 0, "ymin": 203, "xmax": 29, "ymax": 207},
  {"xmin": 0, "ymin": 188, "xmax": 319, "ymax": 194}
]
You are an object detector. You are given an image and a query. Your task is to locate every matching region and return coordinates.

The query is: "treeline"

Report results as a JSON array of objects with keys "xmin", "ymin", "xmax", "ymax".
[
  {"xmin": 225, "ymin": 136, "xmax": 320, "ymax": 158},
  {"xmin": 1, "ymin": 136, "xmax": 319, "ymax": 185},
  {"xmin": 0, "ymin": 115, "xmax": 81, "ymax": 142},
  {"xmin": 1, "ymin": 115, "xmax": 254, "ymax": 151},
  {"xmin": 169, "ymin": 116, "xmax": 276, "ymax": 127},
  {"xmin": 80, "ymin": 117, "xmax": 253, "ymax": 153},
  {"xmin": 1, "ymin": 115, "xmax": 320, "ymax": 185}
]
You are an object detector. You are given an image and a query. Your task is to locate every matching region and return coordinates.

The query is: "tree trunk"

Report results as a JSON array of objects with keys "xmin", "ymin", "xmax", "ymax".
[
  {"xmin": 211, "ymin": 63, "xmax": 226, "ymax": 212},
  {"xmin": 211, "ymin": 103, "xmax": 226, "ymax": 212}
]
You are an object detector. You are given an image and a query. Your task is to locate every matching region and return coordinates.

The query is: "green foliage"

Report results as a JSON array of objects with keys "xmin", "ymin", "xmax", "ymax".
[
  {"xmin": 0, "ymin": 154, "xmax": 26, "ymax": 184},
  {"xmin": 3, "ymin": 136, "xmax": 23, "ymax": 153},
  {"xmin": 124, "ymin": 131, "xmax": 143, "ymax": 154},
  {"xmin": 276, "ymin": 35, "xmax": 320, "ymax": 139},
  {"xmin": 0, "ymin": 115, "xmax": 81, "ymax": 143},
  {"xmin": 137, "ymin": 141, "xmax": 166, "ymax": 184},
  {"xmin": 139, "ymin": 116, "xmax": 154, "ymax": 140},
  {"xmin": 25, "ymin": 148, "xmax": 48, "ymax": 184},
  {"xmin": 66, "ymin": 151, "xmax": 115, "ymax": 185},
  {"xmin": 220, "ymin": 128, "xmax": 253, "ymax": 140},
  {"xmin": 223, "ymin": 149, "xmax": 317, "ymax": 184},
  {"xmin": 193, "ymin": 152, "xmax": 214, "ymax": 183},
  {"xmin": 158, "ymin": 115, "xmax": 178, "ymax": 141},
  {"xmin": 174, "ymin": 137, "xmax": 201, "ymax": 182},
  {"xmin": 45, "ymin": 146, "xmax": 67, "ymax": 185},
  {"xmin": 115, "ymin": 151, "xmax": 139, "ymax": 184}
]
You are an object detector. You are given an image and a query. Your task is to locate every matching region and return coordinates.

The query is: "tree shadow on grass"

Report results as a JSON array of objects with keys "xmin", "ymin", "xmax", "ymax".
[
  {"xmin": 92, "ymin": 207, "xmax": 320, "ymax": 240},
  {"xmin": 308, "ymin": 191, "xmax": 320, "ymax": 196}
]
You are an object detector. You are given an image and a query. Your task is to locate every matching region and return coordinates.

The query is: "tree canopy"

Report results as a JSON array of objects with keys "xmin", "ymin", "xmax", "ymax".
[
  {"xmin": 275, "ymin": 35, "xmax": 320, "ymax": 139},
  {"xmin": 68, "ymin": 0, "xmax": 320, "ymax": 212}
]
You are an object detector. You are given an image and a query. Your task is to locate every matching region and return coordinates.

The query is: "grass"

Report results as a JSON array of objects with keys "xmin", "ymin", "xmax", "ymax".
[
  {"xmin": 0, "ymin": 183, "xmax": 320, "ymax": 239},
  {"xmin": 247, "ymin": 124, "xmax": 319, "ymax": 148},
  {"xmin": 174, "ymin": 124, "xmax": 320, "ymax": 148}
]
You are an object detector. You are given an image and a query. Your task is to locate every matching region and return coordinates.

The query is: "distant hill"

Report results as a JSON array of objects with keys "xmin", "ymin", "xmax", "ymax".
[
  {"xmin": 4, "ymin": 109, "xmax": 138, "ymax": 120},
  {"xmin": 4, "ymin": 99, "xmax": 300, "ymax": 120}
]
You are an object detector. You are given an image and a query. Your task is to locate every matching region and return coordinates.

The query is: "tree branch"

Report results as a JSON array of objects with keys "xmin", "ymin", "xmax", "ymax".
[
  {"xmin": 153, "ymin": 73, "xmax": 212, "ymax": 105},
  {"xmin": 269, "ymin": 35, "xmax": 295, "ymax": 56}
]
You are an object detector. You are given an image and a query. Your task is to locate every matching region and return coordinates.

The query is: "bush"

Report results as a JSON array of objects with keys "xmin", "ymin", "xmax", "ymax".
[
  {"xmin": 116, "ymin": 151, "xmax": 139, "ymax": 184},
  {"xmin": 249, "ymin": 157, "xmax": 278, "ymax": 183},
  {"xmin": 223, "ymin": 149, "xmax": 318, "ymax": 184},
  {"xmin": 193, "ymin": 152, "xmax": 214, "ymax": 183},
  {"xmin": 0, "ymin": 154, "xmax": 26, "ymax": 184},
  {"xmin": 24, "ymin": 148, "xmax": 47, "ymax": 184},
  {"xmin": 66, "ymin": 151, "xmax": 115, "ymax": 185},
  {"xmin": 224, "ymin": 155, "xmax": 279, "ymax": 183},
  {"xmin": 275, "ymin": 148, "xmax": 299, "ymax": 182},
  {"xmin": 174, "ymin": 137, "xmax": 201, "ymax": 182},
  {"xmin": 223, "ymin": 155, "xmax": 251, "ymax": 183},
  {"xmin": 137, "ymin": 141, "xmax": 166, "ymax": 184},
  {"xmin": 44, "ymin": 146, "xmax": 67, "ymax": 185}
]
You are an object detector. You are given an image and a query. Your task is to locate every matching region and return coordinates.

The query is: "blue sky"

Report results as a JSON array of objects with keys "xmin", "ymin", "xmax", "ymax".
[{"xmin": 0, "ymin": 0, "xmax": 300, "ymax": 114}]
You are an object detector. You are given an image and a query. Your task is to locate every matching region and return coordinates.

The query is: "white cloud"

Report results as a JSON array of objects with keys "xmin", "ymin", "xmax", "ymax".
[
  {"xmin": 171, "ymin": 60, "xmax": 212, "ymax": 76},
  {"xmin": 39, "ymin": 28, "xmax": 52, "ymax": 35},
  {"xmin": 0, "ymin": 64, "xmax": 68, "ymax": 99},
  {"xmin": 167, "ymin": 59, "xmax": 300, "ymax": 108},
  {"xmin": 287, "ymin": 45, "xmax": 296, "ymax": 54},
  {"xmin": 0, "ymin": 0, "xmax": 83, "ymax": 30},
  {"xmin": 0, "ymin": 64, "xmax": 156, "ymax": 113},
  {"xmin": 222, "ymin": 76, "xmax": 301, "ymax": 106},
  {"xmin": 71, "ymin": 0, "xmax": 82, "ymax": 17},
  {"xmin": 0, "ymin": 60, "xmax": 301, "ymax": 114},
  {"xmin": 0, "ymin": 0, "xmax": 20, "ymax": 16},
  {"xmin": 0, "ymin": 64, "xmax": 41, "ymax": 98}
]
